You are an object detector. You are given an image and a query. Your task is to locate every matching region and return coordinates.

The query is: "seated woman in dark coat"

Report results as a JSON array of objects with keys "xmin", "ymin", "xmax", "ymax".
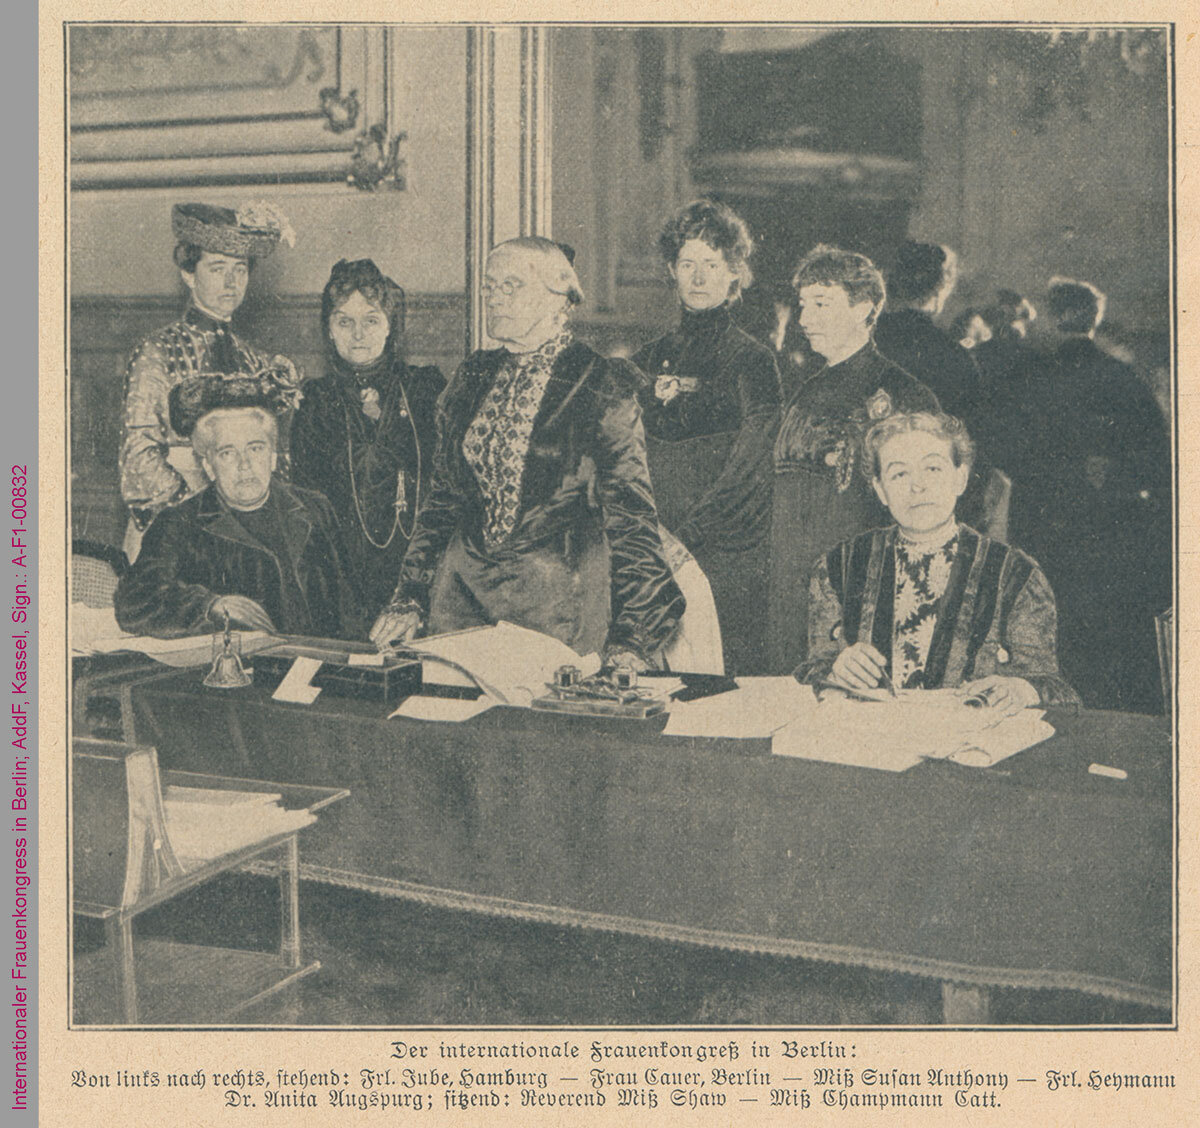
[
  {"xmin": 115, "ymin": 375, "xmax": 363, "ymax": 640},
  {"xmin": 768, "ymin": 245, "xmax": 939, "ymax": 675},
  {"xmin": 290, "ymin": 259, "xmax": 444, "ymax": 611},
  {"xmin": 631, "ymin": 199, "xmax": 782, "ymax": 674},
  {"xmin": 370, "ymin": 237, "xmax": 684, "ymax": 669},
  {"xmin": 796, "ymin": 411, "xmax": 1079, "ymax": 711}
]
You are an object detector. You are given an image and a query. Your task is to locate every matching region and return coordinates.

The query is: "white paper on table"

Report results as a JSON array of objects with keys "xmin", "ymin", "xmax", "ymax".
[
  {"xmin": 942, "ymin": 709, "xmax": 1056, "ymax": 768},
  {"xmin": 389, "ymin": 696, "xmax": 495, "ymax": 722},
  {"xmin": 270, "ymin": 656, "xmax": 323, "ymax": 704},
  {"xmin": 770, "ymin": 694, "xmax": 1056, "ymax": 772},
  {"xmin": 772, "ymin": 713, "xmax": 926, "ymax": 771},
  {"xmin": 663, "ymin": 676, "xmax": 818, "ymax": 738},
  {"xmin": 71, "ymin": 604, "xmax": 275, "ymax": 667},
  {"xmin": 405, "ymin": 622, "xmax": 601, "ymax": 705}
]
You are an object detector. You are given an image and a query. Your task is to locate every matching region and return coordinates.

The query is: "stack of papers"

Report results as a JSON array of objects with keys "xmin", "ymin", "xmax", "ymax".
[
  {"xmin": 663, "ymin": 677, "xmax": 819, "ymax": 738},
  {"xmin": 164, "ymin": 800, "xmax": 315, "ymax": 865},
  {"xmin": 404, "ymin": 622, "xmax": 601, "ymax": 706},
  {"xmin": 71, "ymin": 604, "xmax": 275, "ymax": 668},
  {"xmin": 772, "ymin": 693, "xmax": 1055, "ymax": 772},
  {"xmin": 659, "ymin": 674, "xmax": 1055, "ymax": 772}
]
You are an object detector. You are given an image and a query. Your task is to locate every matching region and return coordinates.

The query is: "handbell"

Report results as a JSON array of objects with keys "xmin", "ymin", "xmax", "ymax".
[{"xmin": 203, "ymin": 611, "xmax": 253, "ymax": 689}]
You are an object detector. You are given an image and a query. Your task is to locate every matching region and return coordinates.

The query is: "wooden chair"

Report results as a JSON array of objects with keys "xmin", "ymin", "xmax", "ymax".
[{"xmin": 72, "ymin": 538, "xmax": 127, "ymax": 609}]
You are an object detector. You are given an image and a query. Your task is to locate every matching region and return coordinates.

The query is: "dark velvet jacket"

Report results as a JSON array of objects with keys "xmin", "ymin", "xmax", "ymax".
[
  {"xmin": 392, "ymin": 340, "xmax": 685, "ymax": 659},
  {"xmin": 774, "ymin": 342, "xmax": 940, "ymax": 477},
  {"xmin": 797, "ymin": 523, "xmax": 1081, "ymax": 706},
  {"xmin": 114, "ymin": 479, "xmax": 363, "ymax": 639},
  {"xmin": 632, "ymin": 306, "xmax": 782, "ymax": 550}
]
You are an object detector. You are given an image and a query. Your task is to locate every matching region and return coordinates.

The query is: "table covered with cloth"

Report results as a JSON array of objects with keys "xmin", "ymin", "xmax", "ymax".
[{"xmin": 127, "ymin": 668, "xmax": 1172, "ymax": 1011}]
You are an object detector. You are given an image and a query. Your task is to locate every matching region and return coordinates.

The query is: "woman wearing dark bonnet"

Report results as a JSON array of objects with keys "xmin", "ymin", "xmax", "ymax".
[
  {"xmin": 290, "ymin": 259, "xmax": 445, "ymax": 611},
  {"xmin": 768, "ymin": 245, "xmax": 939, "ymax": 675},
  {"xmin": 632, "ymin": 199, "xmax": 782, "ymax": 673}
]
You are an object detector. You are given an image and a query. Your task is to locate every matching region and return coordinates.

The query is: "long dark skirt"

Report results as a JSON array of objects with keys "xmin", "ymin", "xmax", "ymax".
[
  {"xmin": 767, "ymin": 466, "xmax": 887, "ymax": 675},
  {"xmin": 428, "ymin": 528, "xmax": 611, "ymax": 657},
  {"xmin": 645, "ymin": 431, "xmax": 770, "ymax": 676}
]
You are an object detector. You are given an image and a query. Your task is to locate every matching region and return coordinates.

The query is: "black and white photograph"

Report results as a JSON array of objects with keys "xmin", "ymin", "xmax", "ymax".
[{"xmin": 57, "ymin": 11, "xmax": 1177, "ymax": 1082}]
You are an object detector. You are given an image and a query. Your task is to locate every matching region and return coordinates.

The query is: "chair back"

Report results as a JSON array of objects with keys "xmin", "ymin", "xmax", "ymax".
[{"xmin": 72, "ymin": 539, "xmax": 127, "ymax": 609}]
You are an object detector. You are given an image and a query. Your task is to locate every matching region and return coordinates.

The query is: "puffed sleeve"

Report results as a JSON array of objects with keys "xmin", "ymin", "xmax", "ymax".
[
  {"xmin": 996, "ymin": 564, "xmax": 1082, "ymax": 707},
  {"xmin": 386, "ymin": 367, "xmax": 474, "ymax": 616},
  {"xmin": 794, "ymin": 550, "xmax": 846, "ymax": 684},
  {"xmin": 118, "ymin": 340, "xmax": 189, "ymax": 519},
  {"xmin": 113, "ymin": 508, "xmax": 219, "ymax": 638},
  {"xmin": 676, "ymin": 347, "xmax": 782, "ymax": 551},
  {"xmin": 591, "ymin": 360, "xmax": 686, "ymax": 660}
]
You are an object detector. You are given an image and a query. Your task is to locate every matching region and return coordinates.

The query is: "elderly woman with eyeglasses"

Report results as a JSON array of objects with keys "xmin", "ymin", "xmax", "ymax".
[{"xmin": 369, "ymin": 237, "xmax": 685, "ymax": 670}]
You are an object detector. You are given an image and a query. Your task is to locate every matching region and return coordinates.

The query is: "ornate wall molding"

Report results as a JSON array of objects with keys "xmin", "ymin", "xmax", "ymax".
[{"xmin": 69, "ymin": 25, "xmax": 402, "ymax": 190}]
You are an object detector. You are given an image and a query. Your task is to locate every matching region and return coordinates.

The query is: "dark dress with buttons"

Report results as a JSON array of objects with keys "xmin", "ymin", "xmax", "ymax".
[{"xmin": 632, "ymin": 305, "xmax": 782, "ymax": 674}]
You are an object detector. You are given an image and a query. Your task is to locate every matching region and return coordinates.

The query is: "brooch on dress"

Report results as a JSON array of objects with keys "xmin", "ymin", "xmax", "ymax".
[
  {"xmin": 654, "ymin": 359, "xmax": 681, "ymax": 405},
  {"xmin": 867, "ymin": 388, "xmax": 894, "ymax": 420},
  {"xmin": 360, "ymin": 386, "xmax": 382, "ymax": 420}
]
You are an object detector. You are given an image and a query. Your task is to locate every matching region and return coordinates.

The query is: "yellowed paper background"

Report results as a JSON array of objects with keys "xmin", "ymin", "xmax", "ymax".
[{"xmin": 39, "ymin": 2, "xmax": 1199, "ymax": 1124}]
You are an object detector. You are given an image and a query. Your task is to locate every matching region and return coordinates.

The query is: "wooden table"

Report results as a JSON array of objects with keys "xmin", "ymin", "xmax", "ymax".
[
  {"xmin": 73, "ymin": 767, "xmax": 348, "ymax": 1025},
  {"xmin": 123, "ymin": 665, "xmax": 1173, "ymax": 1024}
]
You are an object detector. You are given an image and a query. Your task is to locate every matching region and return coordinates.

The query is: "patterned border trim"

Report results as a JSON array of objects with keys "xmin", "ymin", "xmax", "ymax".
[{"xmin": 245, "ymin": 861, "xmax": 1169, "ymax": 1012}]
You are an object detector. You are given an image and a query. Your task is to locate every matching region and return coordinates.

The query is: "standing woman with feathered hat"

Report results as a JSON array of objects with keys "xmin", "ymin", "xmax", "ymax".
[{"xmin": 118, "ymin": 201, "xmax": 300, "ymax": 561}]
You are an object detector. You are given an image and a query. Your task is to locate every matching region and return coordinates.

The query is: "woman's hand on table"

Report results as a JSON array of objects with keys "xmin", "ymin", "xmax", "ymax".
[
  {"xmin": 956, "ymin": 675, "xmax": 1040, "ymax": 716},
  {"xmin": 604, "ymin": 649, "xmax": 653, "ymax": 674},
  {"xmin": 369, "ymin": 609, "xmax": 421, "ymax": 649},
  {"xmin": 829, "ymin": 643, "xmax": 890, "ymax": 692},
  {"xmin": 210, "ymin": 595, "xmax": 276, "ymax": 634}
]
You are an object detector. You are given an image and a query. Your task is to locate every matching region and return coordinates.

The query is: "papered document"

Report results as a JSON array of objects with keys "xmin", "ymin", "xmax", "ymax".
[
  {"xmin": 772, "ymin": 694, "xmax": 1056, "ymax": 772},
  {"xmin": 71, "ymin": 604, "xmax": 276, "ymax": 667},
  {"xmin": 389, "ymin": 696, "xmax": 495, "ymax": 723},
  {"xmin": 663, "ymin": 677, "xmax": 819, "ymax": 738},
  {"xmin": 270, "ymin": 656, "xmax": 323, "ymax": 704},
  {"xmin": 404, "ymin": 622, "xmax": 601, "ymax": 705}
]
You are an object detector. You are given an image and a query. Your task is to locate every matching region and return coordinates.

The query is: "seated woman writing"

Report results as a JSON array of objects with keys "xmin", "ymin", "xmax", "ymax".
[{"xmin": 796, "ymin": 411, "xmax": 1080, "ymax": 713}]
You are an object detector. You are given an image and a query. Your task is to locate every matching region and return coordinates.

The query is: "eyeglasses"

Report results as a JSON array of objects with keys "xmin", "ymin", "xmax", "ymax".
[{"xmin": 481, "ymin": 278, "xmax": 525, "ymax": 298}]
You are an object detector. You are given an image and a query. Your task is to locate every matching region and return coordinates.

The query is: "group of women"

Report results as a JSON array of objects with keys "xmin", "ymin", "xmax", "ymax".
[
  {"xmin": 123, "ymin": 197, "xmax": 1080, "ymax": 710},
  {"xmin": 283, "ymin": 199, "xmax": 1077, "ymax": 710}
]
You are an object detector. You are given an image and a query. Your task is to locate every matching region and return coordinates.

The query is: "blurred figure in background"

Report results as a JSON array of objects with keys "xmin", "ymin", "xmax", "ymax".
[
  {"xmin": 874, "ymin": 241, "xmax": 980, "ymax": 426},
  {"xmin": 971, "ymin": 289, "xmax": 1049, "ymax": 540},
  {"xmin": 1032, "ymin": 277, "xmax": 1170, "ymax": 712},
  {"xmin": 950, "ymin": 307, "xmax": 993, "ymax": 352},
  {"xmin": 875, "ymin": 241, "xmax": 994, "ymax": 531}
]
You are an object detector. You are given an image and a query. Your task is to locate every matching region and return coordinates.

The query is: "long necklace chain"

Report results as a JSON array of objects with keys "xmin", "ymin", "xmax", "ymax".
[{"xmin": 345, "ymin": 379, "xmax": 422, "ymax": 550}]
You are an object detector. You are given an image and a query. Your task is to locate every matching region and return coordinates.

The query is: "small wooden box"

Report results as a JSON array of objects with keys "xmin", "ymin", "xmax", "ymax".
[{"xmin": 251, "ymin": 638, "xmax": 422, "ymax": 705}]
